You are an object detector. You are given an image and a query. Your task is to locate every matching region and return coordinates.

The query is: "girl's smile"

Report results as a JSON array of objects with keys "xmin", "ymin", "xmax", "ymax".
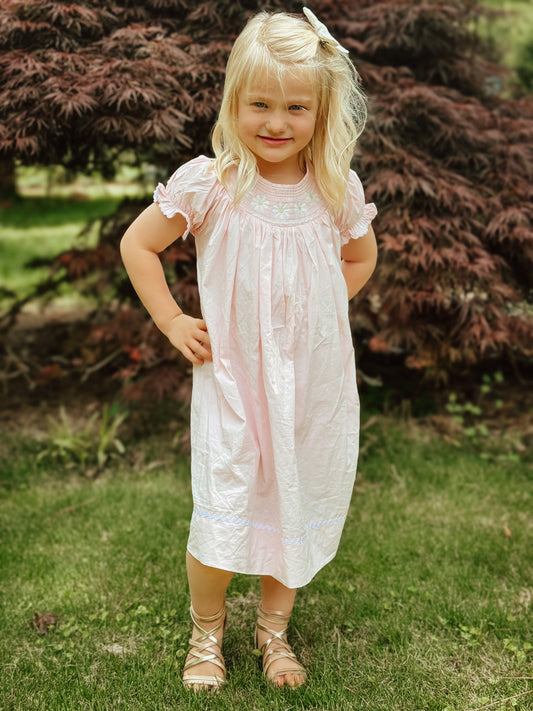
[
  {"xmin": 259, "ymin": 136, "xmax": 292, "ymax": 145},
  {"xmin": 237, "ymin": 72, "xmax": 317, "ymax": 183}
]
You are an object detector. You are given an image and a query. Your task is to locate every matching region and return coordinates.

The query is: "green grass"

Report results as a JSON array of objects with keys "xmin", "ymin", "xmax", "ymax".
[
  {"xmin": 0, "ymin": 166, "xmax": 148, "ymax": 302},
  {"xmin": 1, "ymin": 417, "xmax": 531, "ymax": 710},
  {"xmin": 0, "ymin": 197, "xmax": 121, "ymax": 298}
]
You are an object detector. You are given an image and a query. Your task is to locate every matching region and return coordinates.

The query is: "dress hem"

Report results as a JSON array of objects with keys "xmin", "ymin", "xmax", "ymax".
[{"xmin": 186, "ymin": 543, "xmax": 338, "ymax": 589}]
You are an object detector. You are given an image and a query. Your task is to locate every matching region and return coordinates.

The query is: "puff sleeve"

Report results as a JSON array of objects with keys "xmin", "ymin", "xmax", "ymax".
[
  {"xmin": 153, "ymin": 155, "xmax": 217, "ymax": 239},
  {"xmin": 337, "ymin": 169, "xmax": 377, "ymax": 245}
]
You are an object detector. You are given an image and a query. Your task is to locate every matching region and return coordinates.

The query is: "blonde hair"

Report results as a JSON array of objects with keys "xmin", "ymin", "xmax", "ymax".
[{"xmin": 211, "ymin": 10, "xmax": 367, "ymax": 211}]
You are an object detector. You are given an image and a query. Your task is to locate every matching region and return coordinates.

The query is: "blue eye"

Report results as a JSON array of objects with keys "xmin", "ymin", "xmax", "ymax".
[
  {"xmin": 252, "ymin": 101, "xmax": 267, "ymax": 108},
  {"xmin": 289, "ymin": 105, "xmax": 305, "ymax": 111}
]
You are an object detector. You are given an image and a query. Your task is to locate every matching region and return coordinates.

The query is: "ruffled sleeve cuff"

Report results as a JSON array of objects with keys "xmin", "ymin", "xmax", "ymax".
[
  {"xmin": 337, "ymin": 169, "xmax": 377, "ymax": 245},
  {"xmin": 152, "ymin": 156, "xmax": 215, "ymax": 240},
  {"xmin": 153, "ymin": 183, "xmax": 191, "ymax": 239},
  {"xmin": 341, "ymin": 202, "xmax": 377, "ymax": 245}
]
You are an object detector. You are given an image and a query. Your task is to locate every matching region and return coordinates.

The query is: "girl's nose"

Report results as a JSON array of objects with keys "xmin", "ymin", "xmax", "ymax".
[{"xmin": 266, "ymin": 112, "xmax": 287, "ymax": 134}]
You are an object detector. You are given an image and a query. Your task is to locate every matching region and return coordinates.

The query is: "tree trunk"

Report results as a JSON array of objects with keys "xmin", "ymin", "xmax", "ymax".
[{"xmin": 0, "ymin": 154, "xmax": 16, "ymax": 199}]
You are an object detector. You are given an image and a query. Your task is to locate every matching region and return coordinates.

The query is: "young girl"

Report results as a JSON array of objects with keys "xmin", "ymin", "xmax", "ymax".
[{"xmin": 121, "ymin": 7, "xmax": 377, "ymax": 692}]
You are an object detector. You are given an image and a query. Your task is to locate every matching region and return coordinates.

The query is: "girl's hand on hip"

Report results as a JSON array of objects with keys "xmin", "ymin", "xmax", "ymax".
[{"xmin": 166, "ymin": 314, "xmax": 212, "ymax": 365}]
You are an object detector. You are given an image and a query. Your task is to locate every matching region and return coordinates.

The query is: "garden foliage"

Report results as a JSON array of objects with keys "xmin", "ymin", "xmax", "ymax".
[{"xmin": 0, "ymin": 0, "xmax": 532, "ymax": 399}]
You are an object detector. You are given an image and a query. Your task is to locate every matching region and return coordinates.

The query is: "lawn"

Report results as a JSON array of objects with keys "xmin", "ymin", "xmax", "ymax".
[
  {"xmin": 0, "ymin": 196, "xmax": 120, "ymax": 301},
  {"xmin": 479, "ymin": 0, "xmax": 533, "ymax": 80},
  {"xmin": 0, "ymin": 165, "xmax": 147, "ymax": 303},
  {"xmin": 1, "ymin": 415, "xmax": 531, "ymax": 711}
]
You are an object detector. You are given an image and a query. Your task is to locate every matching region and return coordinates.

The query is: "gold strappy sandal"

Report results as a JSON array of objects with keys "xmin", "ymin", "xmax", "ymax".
[
  {"xmin": 182, "ymin": 605, "xmax": 226, "ymax": 692},
  {"xmin": 255, "ymin": 605, "xmax": 307, "ymax": 687}
]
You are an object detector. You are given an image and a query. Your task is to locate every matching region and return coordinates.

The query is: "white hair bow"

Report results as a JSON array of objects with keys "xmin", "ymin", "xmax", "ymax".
[{"xmin": 303, "ymin": 7, "xmax": 349, "ymax": 56}]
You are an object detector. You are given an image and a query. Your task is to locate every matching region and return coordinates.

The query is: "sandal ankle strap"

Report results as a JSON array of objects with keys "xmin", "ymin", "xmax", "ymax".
[
  {"xmin": 257, "ymin": 605, "xmax": 291, "ymax": 626},
  {"xmin": 190, "ymin": 604, "xmax": 226, "ymax": 625}
]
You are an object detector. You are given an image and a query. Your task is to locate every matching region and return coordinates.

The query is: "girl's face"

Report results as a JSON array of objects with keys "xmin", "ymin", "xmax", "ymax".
[{"xmin": 237, "ymin": 70, "xmax": 317, "ymax": 182}]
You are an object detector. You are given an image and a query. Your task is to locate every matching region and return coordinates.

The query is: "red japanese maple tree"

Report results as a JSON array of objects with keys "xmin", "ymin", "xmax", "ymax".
[
  {"xmin": 335, "ymin": 1, "xmax": 533, "ymax": 380},
  {"xmin": 0, "ymin": 0, "xmax": 531, "ymax": 399}
]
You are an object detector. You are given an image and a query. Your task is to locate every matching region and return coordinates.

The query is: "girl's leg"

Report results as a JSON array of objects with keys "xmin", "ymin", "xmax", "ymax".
[
  {"xmin": 186, "ymin": 551, "xmax": 234, "ymax": 616},
  {"xmin": 184, "ymin": 551, "xmax": 234, "ymax": 691},
  {"xmin": 257, "ymin": 575, "xmax": 306, "ymax": 687}
]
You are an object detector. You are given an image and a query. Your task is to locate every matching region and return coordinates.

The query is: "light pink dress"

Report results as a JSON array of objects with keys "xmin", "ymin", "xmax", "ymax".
[{"xmin": 154, "ymin": 155, "xmax": 376, "ymax": 588}]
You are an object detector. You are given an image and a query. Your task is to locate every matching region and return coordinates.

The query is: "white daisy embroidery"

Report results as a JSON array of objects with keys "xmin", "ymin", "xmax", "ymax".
[
  {"xmin": 251, "ymin": 194, "xmax": 270, "ymax": 211},
  {"xmin": 306, "ymin": 191, "xmax": 318, "ymax": 203},
  {"xmin": 294, "ymin": 201, "xmax": 308, "ymax": 215},
  {"xmin": 273, "ymin": 203, "xmax": 290, "ymax": 218}
]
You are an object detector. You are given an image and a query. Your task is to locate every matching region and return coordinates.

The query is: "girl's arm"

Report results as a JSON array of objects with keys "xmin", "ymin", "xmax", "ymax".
[
  {"xmin": 340, "ymin": 225, "xmax": 378, "ymax": 300},
  {"xmin": 120, "ymin": 203, "xmax": 212, "ymax": 365}
]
